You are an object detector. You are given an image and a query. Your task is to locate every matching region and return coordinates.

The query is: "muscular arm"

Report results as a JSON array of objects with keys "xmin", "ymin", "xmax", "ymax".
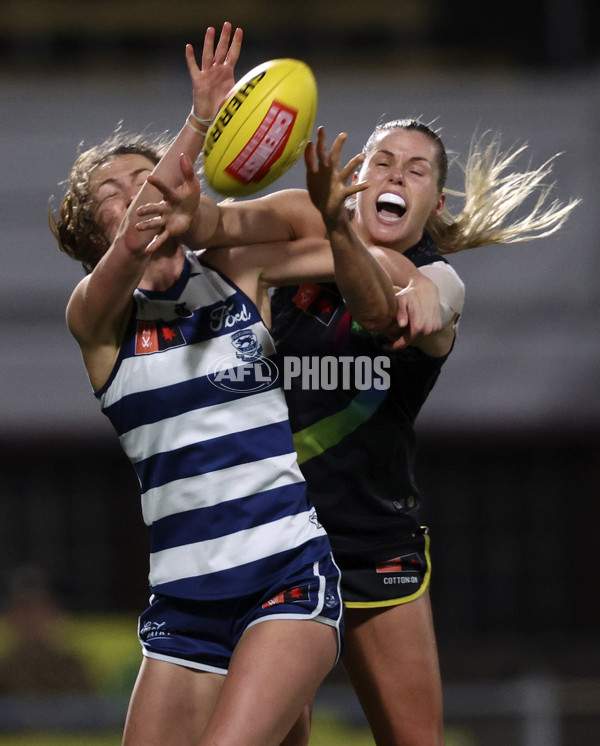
[
  {"xmin": 137, "ymin": 122, "xmax": 464, "ymax": 353},
  {"xmin": 67, "ymin": 25, "xmax": 242, "ymax": 387},
  {"xmin": 139, "ymin": 177, "xmax": 464, "ymax": 353},
  {"xmin": 371, "ymin": 249, "xmax": 465, "ymax": 355},
  {"xmin": 174, "ymin": 187, "xmax": 324, "ymax": 249},
  {"xmin": 322, "ymin": 215, "xmax": 462, "ymax": 353}
]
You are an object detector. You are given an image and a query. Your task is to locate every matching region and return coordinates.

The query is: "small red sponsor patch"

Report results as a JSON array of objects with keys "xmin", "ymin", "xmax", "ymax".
[
  {"xmin": 376, "ymin": 553, "xmax": 422, "ymax": 574},
  {"xmin": 135, "ymin": 322, "xmax": 159, "ymax": 354},
  {"xmin": 292, "ymin": 284, "xmax": 321, "ymax": 311},
  {"xmin": 262, "ymin": 584, "xmax": 310, "ymax": 609},
  {"xmin": 226, "ymin": 101, "xmax": 297, "ymax": 185},
  {"xmin": 292, "ymin": 284, "xmax": 339, "ymax": 326},
  {"xmin": 376, "ymin": 557, "xmax": 404, "ymax": 573},
  {"xmin": 135, "ymin": 320, "xmax": 186, "ymax": 355},
  {"xmin": 161, "ymin": 326, "xmax": 178, "ymax": 342}
]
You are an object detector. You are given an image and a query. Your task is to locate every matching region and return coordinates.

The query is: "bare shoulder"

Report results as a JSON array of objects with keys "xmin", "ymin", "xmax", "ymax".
[
  {"xmin": 65, "ymin": 275, "xmax": 90, "ymax": 342},
  {"xmin": 65, "ymin": 274, "xmax": 132, "ymax": 391}
]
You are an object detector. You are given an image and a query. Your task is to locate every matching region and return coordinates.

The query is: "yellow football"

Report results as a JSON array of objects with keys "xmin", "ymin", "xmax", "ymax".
[{"xmin": 203, "ymin": 58, "xmax": 318, "ymax": 197}]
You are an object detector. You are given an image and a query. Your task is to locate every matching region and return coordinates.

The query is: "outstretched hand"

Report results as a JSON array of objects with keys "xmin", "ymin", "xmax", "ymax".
[
  {"xmin": 186, "ymin": 22, "xmax": 243, "ymax": 123},
  {"xmin": 304, "ymin": 126, "xmax": 368, "ymax": 230},
  {"xmin": 135, "ymin": 153, "xmax": 200, "ymax": 254}
]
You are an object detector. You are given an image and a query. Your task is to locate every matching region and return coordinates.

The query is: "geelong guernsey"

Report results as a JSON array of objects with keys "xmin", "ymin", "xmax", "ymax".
[{"xmin": 95, "ymin": 250, "xmax": 329, "ymax": 601}]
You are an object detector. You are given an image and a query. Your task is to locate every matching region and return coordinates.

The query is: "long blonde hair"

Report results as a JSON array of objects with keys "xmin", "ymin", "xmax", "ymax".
[{"xmin": 363, "ymin": 120, "xmax": 580, "ymax": 254}]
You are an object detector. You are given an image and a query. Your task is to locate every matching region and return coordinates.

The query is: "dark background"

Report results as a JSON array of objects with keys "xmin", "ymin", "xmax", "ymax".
[{"xmin": 1, "ymin": 0, "xmax": 599, "ymax": 740}]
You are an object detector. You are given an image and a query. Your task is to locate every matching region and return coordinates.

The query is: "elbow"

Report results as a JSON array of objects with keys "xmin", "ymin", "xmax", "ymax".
[
  {"xmin": 356, "ymin": 316, "xmax": 380, "ymax": 333},
  {"xmin": 355, "ymin": 309, "xmax": 399, "ymax": 337},
  {"xmin": 351, "ymin": 293, "xmax": 400, "ymax": 336}
]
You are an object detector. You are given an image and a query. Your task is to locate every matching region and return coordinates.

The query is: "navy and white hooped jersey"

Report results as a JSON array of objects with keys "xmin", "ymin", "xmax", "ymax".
[{"xmin": 95, "ymin": 250, "xmax": 330, "ymax": 601}]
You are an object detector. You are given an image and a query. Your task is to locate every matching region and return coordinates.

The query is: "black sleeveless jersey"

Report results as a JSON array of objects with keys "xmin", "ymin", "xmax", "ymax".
[{"xmin": 270, "ymin": 234, "xmax": 451, "ymax": 563}]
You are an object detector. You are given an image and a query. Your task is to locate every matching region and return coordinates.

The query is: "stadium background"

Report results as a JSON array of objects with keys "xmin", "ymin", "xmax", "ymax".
[{"xmin": 0, "ymin": 1, "xmax": 599, "ymax": 743}]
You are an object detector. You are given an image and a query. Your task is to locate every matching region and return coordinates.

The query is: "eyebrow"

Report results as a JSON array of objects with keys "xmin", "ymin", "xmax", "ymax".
[
  {"xmin": 375, "ymin": 149, "xmax": 432, "ymax": 166},
  {"xmin": 96, "ymin": 167, "xmax": 153, "ymax": 190}
]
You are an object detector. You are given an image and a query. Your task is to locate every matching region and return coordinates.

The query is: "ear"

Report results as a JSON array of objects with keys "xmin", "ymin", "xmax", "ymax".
[
  {"xmin": 431, "ymin": 192, "xmax": 446, "ymax": 216},
  {"xmin": 351, "ymin": 171, "xmax": 360, "ymax": 185}
]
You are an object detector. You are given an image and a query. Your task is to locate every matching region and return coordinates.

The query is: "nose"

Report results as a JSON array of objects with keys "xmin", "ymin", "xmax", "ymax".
[
  {"xmin": 125, "ymin": 188, "xmax": 139, "ymax": 207},
  {"xmin": 389, "ymin": 167, "xmax": 404, "ymax": 184}
]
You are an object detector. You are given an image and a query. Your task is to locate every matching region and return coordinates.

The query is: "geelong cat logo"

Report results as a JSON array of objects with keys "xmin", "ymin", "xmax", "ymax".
[{"xmin": 207, "ymin": 328, "xmax": 279, "ymax": 392}]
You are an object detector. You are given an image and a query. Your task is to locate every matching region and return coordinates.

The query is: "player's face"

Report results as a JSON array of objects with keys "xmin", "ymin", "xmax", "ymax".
[
  {"xmin": 353, "ymin": 129, "xmax": 445, "ymax": 253},
  {"xmin": 89, "ymin": 154, "xmax": 155, "ymax": 243}
]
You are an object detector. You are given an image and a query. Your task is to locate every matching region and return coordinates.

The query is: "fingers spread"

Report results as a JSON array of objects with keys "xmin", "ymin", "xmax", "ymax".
[
  {"xmin": 146, "ymin": 174, "xmax": 177, "ymax": 201},
  {"xmin": 315, "ymin": 127, "xmax": 330, "ymax": 165},
  {"xmin": 226, "ymin": 27, "xmax": 243, "ymax": 66},
  {"xmin": 213, "ymin": 21, "xmax": 232, "ymax": 65},
  {"xmin": 304, "ymin": 141, "xmax": 317, "ymax": 172},
  {"xmin": 201, "ymin": 26, "xmax": 217, "ymax": 69},
  {"xmin": 329, "ymin": 132, "xmax": 348, "ymax": 166},
  {"xmin": 185, "ymin": 43, "xmax": 200, "ymax": 78},
  {"xmin": 340, "ymin": 153, "xmax": 364, "ymax": 182}
]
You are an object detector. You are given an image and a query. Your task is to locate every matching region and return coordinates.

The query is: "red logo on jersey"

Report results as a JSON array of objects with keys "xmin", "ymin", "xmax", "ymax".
[
  {"xmin": 136, "ymin": 322, "xmax": 159, "ymax": 354},
  {"xmin": 135, "ymin": 321, "xmax": 186, "ymax": 355},
  {"xmin": 292, "ymin": 284, "xmax": 339, "ymax": 326},
  {"xmin": 293, "ymin": 284, "xmax": 320, "ymax": 311}
]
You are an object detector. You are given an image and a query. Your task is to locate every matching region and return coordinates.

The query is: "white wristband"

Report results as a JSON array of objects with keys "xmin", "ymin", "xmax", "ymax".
[
  {"xmin": 186, "ymin": 117, "xmax": 207, "ymax": 135},
  {"xmin": 189, "ymin": 111, "xmax": 213, "ymax": 129}
]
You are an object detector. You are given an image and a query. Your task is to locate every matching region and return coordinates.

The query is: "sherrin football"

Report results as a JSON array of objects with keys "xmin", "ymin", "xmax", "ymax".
[{"xmin": 203, "ymin": 58, "xmax": 318, "ymax": 197}]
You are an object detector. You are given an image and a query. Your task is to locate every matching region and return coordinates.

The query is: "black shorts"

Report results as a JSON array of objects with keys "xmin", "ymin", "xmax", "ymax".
[{"xmin": 334, "ymin": 527, "xmax": 431, "ymax": 608}]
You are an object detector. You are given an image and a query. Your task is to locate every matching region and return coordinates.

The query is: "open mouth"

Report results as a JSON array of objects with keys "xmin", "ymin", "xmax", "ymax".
[{"xmin": 376, "ymin": 192, "xmax": 406, "ymax": 221}]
